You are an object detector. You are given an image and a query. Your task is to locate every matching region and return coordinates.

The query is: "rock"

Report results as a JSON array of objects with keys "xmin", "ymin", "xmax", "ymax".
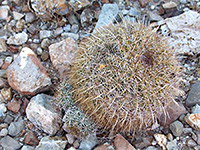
[
  {"xmin": 197, "ymin": 133, "xmax": 200, "ymax": 145},
  {"xmin": 24, "ymin": 131, "xmax": 39, "ymax": 146},
  {"xmin": 68, "ymin": 0, "xmax": 91, "ymax": 11},
  {"xmin": 4, "ymin": 114, "xmax": 14, "ymax": 124},
  {"xmin": 154, "ymin": 134, "xmax": 167, "ymax": 150},
  {"xmin": 26, "ymin": 94, "xmax": 62, "ymax": 135},
  {"xmin": 167, "ymin": 133, "xmax": 173, "ymax": 141},
  {"xmin": 0, "ymin": 123, "xmax": 8, "ymax": 129},
  {"xmin": 94, "ymin": 143, "xmax": 114, "ymax": 150},
  {"xmin": 66, "ymin": 134, "xmax": 75, "ymax": 145},
  {"xmin": 0, "ymin": 128, "xmax": 8, "ymax": 136},
  {"xmin": 160, "ymin": 10, "xmax": 200, "ymax": 55},
  {"xmin": 145, "ymin": 146, "xmax": 159, "ymax": 150},
  {"xmin": 1, "ymin": 56, "xmax": 12, "ymax": 70},
  {"xmin": 0, "ymin": 78, "xmax": 7, "ymax": 88},
  {"xmin": 71, "ymin": 24, "xmax": 79, "ymax": 33},
  {"xmin": 25, "ymin": 12, "xmax": 36, "ymax": 23},
  {"xmin": 61, "ymin": 32, "xmax": 79, "ymax": 41},
  {"xmin": 41, "ymin": 51, "xmax": 49, "ymax": 61},
  {"xmin": 21, "ymin": 98, "xmax": 30, "ymax": 115},
  {"xmin": 73, "ymin": 140, "xmax": 80, "ymax": 148},
  {"xmin": 49, "ymin": 37, "xmax": 76, "ymax": 80},
  {"xmin": 114, "ymin": 134, "xmax": 136, "ymax": 150},
  {"xmin": 0, "ymin": 136, "xmax": 22, "ymax": 150},
  {"xmin": 186, "ymin": 81, "xmax": 200, "ymax": 107},
  {"xmin": 162, "ymin": 1, "xmax": 177, "ymax": 10},
  {"xmin": 133, "ymin": 137, "xmax": 152, "ymax": 149},
  {"xmin": 185, "ymin": 113, "xmax": 200, "ymax": 130},
  {"xmin": 169, "ymin": 121, "xmax": 183, "ymax": 137},
  {"xmin": 128, "ymin": 7, "xmax": 140, "ymax": 17},
  {"xmin": 13, "ymin": 11, "xmax": 24, "ymax": 20},
  {"xmin": 63, "ymin": 24, "xmax": 71, "ymax": 32},
  {"xmin": 0, "ymin": 103, "xmax": 6, "ymax": 121},
  {"xmin": 21, "ymin": 145, "xmax": 35, "ymax": 150},
  {"xmin": 0, "ymin": 70, "xmax": 7, "ymax": 78},
  {"xmin": 79, "ymin": 134, "xmax": 97, "ymax": 150},
  {"xmin": 7, "ymin": 32, "xmax": 28, "ymax": 45},
  {"xmin": 0, "ymin": 6, "xmax": 8, "ymax": 20},
  {"xmin": 53, "ymin": 27, "xmax": 63, "ymax": 37},
  {"xmin": 41, "ymin": 39, "xmax": 50, "ymax": 49},
  {"xmin": 7, "ymin": 98, "xmax": 22, "ymax": 113},
  {"xmin": 166, "ymin": 139, "xmax": 178, "ymax": 150},
  {"xmin": 192, "ymin": 104, "xmax": 200, "ymax": 114},
  {"xmin": 6, "ymin": 47, "xmax": 52, "ymax": 95},
  {"xmin": 0, "ymin": 39, "xmax": 7, "ymax": 52},
  {"xmin": 187, "ymin": 139, "xmax": 197, "ymax": 147},
  {"xmin": 68, "ymin": 147, "xmax": 76, "ymax": 150},
  {"xmin": 148, "ymin": 11, "xmax": 163, "ymax": 22},
  {"xmin": 159, "ymin": 100, "xmax": 186, "ymax": 126},
  {"xmin": 80, "ymin": 8, "xmax": 95, "ymax": 27},
  {"xmin": 8, "ymin": 120, "xmax": 24, "ymax": 136},
  {"xmin": 39, "ymin": 30, "xmax": 52, "ymax": 40},
  {"xmin": 139, "ymin": 0, "xmax": 149, "ymax": 8},
  {"xmin": 0, "ymin": 87, "xmax": 12, "ymax": 101},
  {"xmin": 94, "ymin": 4, "xmax": 119, "ymax": 30},
  {"xmin": 16, "ymin": 20, "xmax": 25, "ymax": 32},
  {"xmin": 67, "ymin": 14, "xmax": 79, "ymax": 25},
  {"xmin": 35, "ymin": 136, "xmax": 67, "ymax": 150}
]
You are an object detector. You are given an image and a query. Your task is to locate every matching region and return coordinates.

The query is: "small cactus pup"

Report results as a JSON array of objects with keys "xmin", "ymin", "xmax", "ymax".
[{"xmin": 70, "ymin": 20, "xmax": 181, "ymax": 133}]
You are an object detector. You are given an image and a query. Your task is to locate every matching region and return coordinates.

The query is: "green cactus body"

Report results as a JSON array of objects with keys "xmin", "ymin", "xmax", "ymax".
[{"xmin": 70, "ymin": 21, "xmax": 180, "ymax": 133}]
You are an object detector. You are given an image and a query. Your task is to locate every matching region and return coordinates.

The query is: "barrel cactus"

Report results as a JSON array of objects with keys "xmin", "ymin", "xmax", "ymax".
[{"xmin": 68, "ymin": 20, "xmax": 180, "ymax": 133}]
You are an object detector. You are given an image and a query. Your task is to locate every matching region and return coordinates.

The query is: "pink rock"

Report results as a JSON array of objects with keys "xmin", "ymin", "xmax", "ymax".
[
  {"xmin": 94, "ymin": 143, "xmax": 114, "ymax": 150},
  {"xmin": 7, "ymin": 98, "xmax": 22, "ymax": 113},
  {"xmin": 114, "ymin": 134, "xmax": 136, "ymax": 150},
  {"xmin": 159, "ymin": 100, "xmax": 186, "ymax": 126},
  {"xmin": 49, "ymin": 37, "xmax": 76, "ymax": 80},
  {"xmin": 7, "ymin": 47, "xmax": 51, "ymax": 95},
  {"xmin": 0, "ymin": 6, "xmax": 8, "ymax": 20}
]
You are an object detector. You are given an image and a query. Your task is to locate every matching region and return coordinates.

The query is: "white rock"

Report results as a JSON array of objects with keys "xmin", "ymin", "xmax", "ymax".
[
  {"xmin": 0, "ymin": 103, "xmax": 6, "ymax": 121},
  {"xmin": 192, "ymin": 104, "xmax": 200, "ymax": 114},
  {"xmin": 39, "ymin": 30, "xmax": 52, "ymax": 40},
  {"xmin": 154, "ymin": 133, "xmax": 167, "ymax": 150},
  {"xmin": 13, "ymin": 11, "xmax": 24, "ymax": 20},
  {"xmin": 7, "ymin": 32, "xmax": 28, "ymax": 45},
  {"xmin": 0, "ymin": 128, "xmax": 8, "ymax": 136},
  {"xmin": 159, "ymin": 10, "xmax": 200, "ymax": 55},
  {"xmin": 6, "ymin": 47, "xmax": 52, "ymax": 95},
  {"xmin": 25, "ymin": 12, "xmax": 36, "ymax": 23},
  {"xmin": 26, "ymin": 94, "xmax": 62, "ymax": 135},
  {"xmin": 0, "ymin": 39, "xmax": 7, "ymax": 52},
  {"xmin": 21, "ymin": 145, "xmax": 35, "ymax": 150},
  {"xmin": 0, "ymin": 6, "xmax": 9, "ymax": 20},
  {"xmin": 35, "ymin": 136, "xmax": 67, "ymax": 150}
]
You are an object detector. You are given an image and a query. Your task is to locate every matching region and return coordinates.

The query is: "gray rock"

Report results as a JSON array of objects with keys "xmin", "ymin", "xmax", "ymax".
[
  {"xmin": 41, "ymin": 38, "xmax": 50, "ymax": 49},
  {"xmin": 4, "ymin": 114, "xmax": 14, "ymax": 124},
  {"xmin": 67, "ymin": 14, "xmax": 79, "ymax": 25},
  {"xmin": 0, "ymin": 103, "xmax": 6, "ymax": 121},
  {"xmin": 0, "ymin": 69, "xmax": 6, "ymax": 78},
  {"xmin": 7, "ymin": 32, "xmax": 28, "ymax": 45},
  {"xmin": 6, "ymin": 47, "xmax": 52, "ymax": 95},
  {"xmin": 148, "ymin": 11, "xmax": 163, "ymax": 22},
  {"xmin": 186, "ymin": 81, "xmax": 200, "ymax": 107},
  {"xmin": 35, "ymin": 136, "xmax": 67, "ymax": 150},
  {"xmin": 170, "ymin": 121, "xmax": 183, "ymax": 137},
  {"xmin": 145, "ymin": 146, "xmax": 159, "ymax": 150},
  {"xmin": 0, "ymin": 128, "xmax": 8, "ymax": 136},
  {"xmin": 124, "ymin": 15, "xmax": 136, "ymax": 23},
  {"xmin": 0, "ymin": 136, "xmax": 22, "ymax": 150},
  {"xmin": 187, "ymin": 139, "xmax": 197, "ymax": 147},
  {"xmin": 61, "ymin": 32, "xmax": 79, "ymax": 41},
  {"xmin": 94, "ymin": 4, "xmax": 119, "ymax": 30},
  {"xmin": 79, "ymin": 134, "xmax": 97, "ymax": 150},
  {"xmin": 39, "ymin": 30, "xmax": 52, "ymax": 40},
  {"xmin": 0, "ymin": 39, "xmax": 7, "ymax": 52},
  {"xmin": 66, "ymin": 134, "xmax": 75, "ymax": 145},
  {"xmin": 80, "ymin": 8, "xmax": 95, "ymax": 27},
  {"xmin": 122, "ymin": 9, "xmax": 129, "ymax": 15},
  {"xmin": 180, "ymin": 0, "xmax": 187, "ymax": 4},
  {"xmin": 71, "ymin": 24, "xmax": 79, "ymax": 33},
  {"xmin": 25, "ymin": 12, "xmax": 36, "ymax": 23},
  {"xmin": 128, "ymin": 7, "xmax": 140, "ymax": 17},
  {"xmin": 192, "ymin": 104, "xmax": 200, "ymax": 114},
  {"xmin": 21, "ymin": 145, "xmax": 35, "ymax": 150},
  {"xmin": 166, "ymin": 139, "xmax": 178, "ymax": 150},
  {"xmin": 26, "ymin": 94, "xmax": 62, "ymax": 135},
  {"xmin": 63, "ymin": 24, "xmax": 71, "ymax": 32},
  {"xmin": 8, "ymin": 120, "xmax": 24, "ymax": 136},
  {"xmin": 53, "ymin": 27, "xmax": 63, "ymax": 37}
]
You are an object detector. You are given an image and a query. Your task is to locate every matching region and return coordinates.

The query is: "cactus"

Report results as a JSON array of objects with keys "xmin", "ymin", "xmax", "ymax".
[{"xmin": 69, "ymin": 20, "xmax": 180, "ymax": 133}]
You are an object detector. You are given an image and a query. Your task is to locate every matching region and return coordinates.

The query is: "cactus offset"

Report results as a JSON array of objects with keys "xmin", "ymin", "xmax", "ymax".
[{"xmin": 69, "ymin": 21, "xmax": 180, "ymax": 133}]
